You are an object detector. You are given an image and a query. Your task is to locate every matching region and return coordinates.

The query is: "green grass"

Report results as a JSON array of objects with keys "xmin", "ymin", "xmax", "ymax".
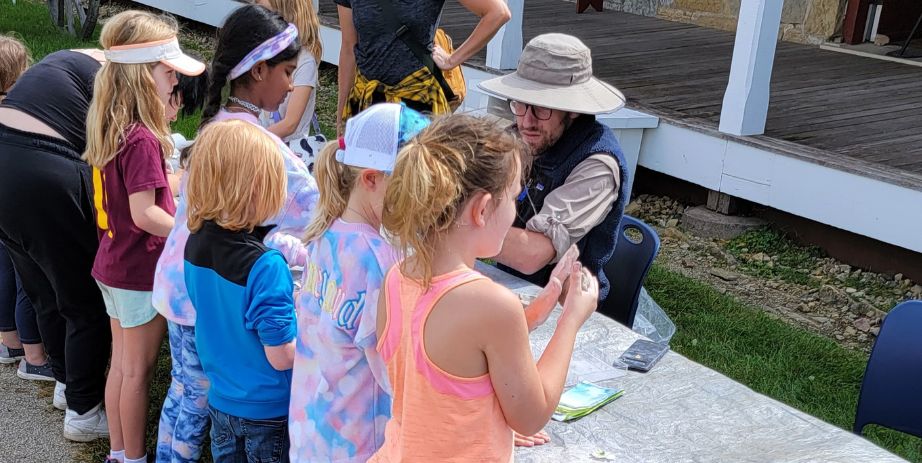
[
  {"xmin": 315, "ymin": 63, "xmax": 339, "ymax": 138},
  {"xmin": 171, "ymin": 111, "xmax": 201, "ymax": 139},
  {"xmin": 1, "ymin": 0, "xmax": 98, "ymax": 59},
  {"xmin": 646, "ymin": 263, "xmax": 922, "ymax": 461}
]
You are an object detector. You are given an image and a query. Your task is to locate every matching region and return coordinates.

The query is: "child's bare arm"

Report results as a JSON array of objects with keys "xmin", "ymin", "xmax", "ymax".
[
  {"xmin": 167, "ymin": 170, "xmax": 183, "ymax": 197},
  {"xmin": 483, "ymin": 290, "xmax": 575, "ymax": 435},
  {"xmin": 267, "ymin": 86, "xmax": 314, "ymax": 140},
  {"xmin": 523, "ymin": 245, "xmax": 579, "ymax": 330},
  {"xmin": 128, "ymin": 189, "xmax": 174, "ymax": 237},
  {"xmin": 485, "ymin": 263, "xmax": 599, "ymax": 435}
]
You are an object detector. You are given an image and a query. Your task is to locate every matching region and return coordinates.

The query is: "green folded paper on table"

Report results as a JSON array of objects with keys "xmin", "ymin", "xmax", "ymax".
[{"xmin": 552, "ymin": 381, "xmax": 624, "ymax": 422}]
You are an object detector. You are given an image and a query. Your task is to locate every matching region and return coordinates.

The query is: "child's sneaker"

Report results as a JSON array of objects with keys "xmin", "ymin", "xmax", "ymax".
[
  {"xmin": 104, "ymin": 457, "xmax": 120, "ymax": 463},
  {"xmin": 53, "ymin": 381, "xmax": 67, "ymax": 410},
  {"xmin": 63, "ymin": 403, "xmax": 109, "ymax": 442},
  {"xmin": 0, "ymin": 343, "xmax": 25, "ymax": 364},
  {"xmin": 16, "ymin": 359, "xmax": 54, "ymax": 381}
]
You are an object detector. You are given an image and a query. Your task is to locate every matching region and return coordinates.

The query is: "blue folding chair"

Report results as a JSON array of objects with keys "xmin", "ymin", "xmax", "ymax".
[
  {"xmin": 853, "ymin": 299, "xmax": 922, "ymax": 438},
  {"xmin": 599, "ymin": 215, "xmax": 661, "ymax": 328}
]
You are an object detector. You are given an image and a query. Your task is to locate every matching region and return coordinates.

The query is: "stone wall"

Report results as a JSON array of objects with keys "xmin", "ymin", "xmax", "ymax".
[{"xmin": 583, "ymin": 0, "xmax": 848, "ymax": 45}]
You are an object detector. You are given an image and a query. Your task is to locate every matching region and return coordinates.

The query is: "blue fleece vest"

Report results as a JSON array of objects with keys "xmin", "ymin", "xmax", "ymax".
[{"xmin": 500, "ymin": 115, "xmax": 628, "ymax": 303}]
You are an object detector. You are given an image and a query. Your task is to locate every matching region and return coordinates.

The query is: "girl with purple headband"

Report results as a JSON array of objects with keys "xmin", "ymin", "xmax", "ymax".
[
  {"xmin": 257, "ymin": 0, "xmax": 326, "ymax": 172},
  {"xmin": 152, "ymin": 5, "xmax": 318, "ymax": 463}
]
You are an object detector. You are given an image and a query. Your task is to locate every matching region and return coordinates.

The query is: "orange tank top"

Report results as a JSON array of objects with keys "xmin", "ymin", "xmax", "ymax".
[{"xmin": 370, "ymin": 267, "xmax": 514, "ymax": 462}]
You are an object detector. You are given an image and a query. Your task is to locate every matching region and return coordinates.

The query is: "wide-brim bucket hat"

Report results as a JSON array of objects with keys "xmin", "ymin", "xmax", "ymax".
[{"xmin": 479, "ymin": 33, "xmax": 625, "ymax": 115}]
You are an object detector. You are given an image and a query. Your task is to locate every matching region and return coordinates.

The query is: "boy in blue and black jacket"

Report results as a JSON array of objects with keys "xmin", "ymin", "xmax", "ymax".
[{"xmin": 180, "ymin": 120, "xmax": 297, "ymax": 462}]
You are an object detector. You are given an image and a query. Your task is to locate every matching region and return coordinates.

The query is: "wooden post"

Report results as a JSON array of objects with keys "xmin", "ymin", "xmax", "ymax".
[
  {"xmin": 486, "ymin": 0, "xmax": 523, "ymax": 71},
  {"xmin": 718, "ymin": 0, "xmax": 783, "ymax": 137},
  {"xmin": 707, "ymin": 190, "xmax": 747, "ymax": 215}
]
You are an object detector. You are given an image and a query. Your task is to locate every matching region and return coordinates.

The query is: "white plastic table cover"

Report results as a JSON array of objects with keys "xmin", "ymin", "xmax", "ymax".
[{"xmin": 472, "ymin": 262, "xmax": 906, "ymax": 463}]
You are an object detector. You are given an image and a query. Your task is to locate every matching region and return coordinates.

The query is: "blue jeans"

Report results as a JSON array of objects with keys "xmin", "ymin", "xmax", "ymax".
[
  {"xmin": 209, "ymin": 406, "xmax": 289, "ymax": 463},
  {"xmin": 157, "ymin": 322, "xmax": 210, "ymax": 463},
  {"xmin": 0, "ymin": 242, "xmax": 40, "ymax": 344}
]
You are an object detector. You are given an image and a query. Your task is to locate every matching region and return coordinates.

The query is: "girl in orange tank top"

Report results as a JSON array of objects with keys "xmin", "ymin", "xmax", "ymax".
[{"xmin": 371, "ymin": 115, "xmax": 600, "ymax": 462}]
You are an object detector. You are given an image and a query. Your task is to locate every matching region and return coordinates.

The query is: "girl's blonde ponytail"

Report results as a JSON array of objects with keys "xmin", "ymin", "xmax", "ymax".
[
  {"xmin": 303, "ymin": 142, "xmax": 360, "ymax": 243},
  {"xmin": 383, "ymin": 115, "xmax": 525, "ymax": 287}
]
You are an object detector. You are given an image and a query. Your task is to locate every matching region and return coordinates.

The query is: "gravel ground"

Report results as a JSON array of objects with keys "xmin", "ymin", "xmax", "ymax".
[
  {"xmin": 0, "ymin": 362, "xmax": 83, "ymax": 462},
  {"xmin": 628, "ymin": 194, "xmax": 921, "ymax": 352}
]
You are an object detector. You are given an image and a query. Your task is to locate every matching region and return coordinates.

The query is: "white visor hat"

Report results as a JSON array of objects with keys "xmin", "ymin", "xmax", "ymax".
[{"xmin": 104, "ymin": 37, "xmax": 205, "ymax": 76}]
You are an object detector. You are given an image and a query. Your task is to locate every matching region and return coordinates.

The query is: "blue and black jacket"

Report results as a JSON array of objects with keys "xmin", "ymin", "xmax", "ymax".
[{"xmin": 184, "ymin": 221, "xmax": 296, "ymax": 420}]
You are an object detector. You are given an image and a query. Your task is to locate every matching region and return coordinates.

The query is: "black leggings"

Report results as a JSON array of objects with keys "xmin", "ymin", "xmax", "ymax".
[
  {"xmin": 0, "ymin": 124, "xmax": 110, "ymax": 414},
  {"xmin": 0, "ymin": 242, "xmax": 41, "ymax": 344}
]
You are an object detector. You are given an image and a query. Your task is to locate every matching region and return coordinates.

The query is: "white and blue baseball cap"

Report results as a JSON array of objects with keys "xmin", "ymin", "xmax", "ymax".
[{"xmin": 336, "ymin": 103, "xmax": 430, "ymax": 173}]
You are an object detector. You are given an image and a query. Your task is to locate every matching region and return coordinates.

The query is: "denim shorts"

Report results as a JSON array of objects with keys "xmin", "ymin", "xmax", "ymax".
[{"xmin": 96, "ymin": 281, "xmax": 158, "ymax": 328}]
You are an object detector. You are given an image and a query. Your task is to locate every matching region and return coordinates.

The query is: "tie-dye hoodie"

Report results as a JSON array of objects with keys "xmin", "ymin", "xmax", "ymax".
[{"xmin": 152, "ymin": 109, "xmax": 319, "ymax": 325}]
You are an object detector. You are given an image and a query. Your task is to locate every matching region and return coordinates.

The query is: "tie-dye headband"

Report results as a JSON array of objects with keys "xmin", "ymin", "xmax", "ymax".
[{"xmin": 228, "ymin": 23, "xmax": 298, "ymax": 80}]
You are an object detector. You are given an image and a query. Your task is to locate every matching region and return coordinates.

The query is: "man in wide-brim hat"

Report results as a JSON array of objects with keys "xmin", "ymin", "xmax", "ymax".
[{"xmin": 480, "ymin": 33, "xmax": 628, "ymax": 306}]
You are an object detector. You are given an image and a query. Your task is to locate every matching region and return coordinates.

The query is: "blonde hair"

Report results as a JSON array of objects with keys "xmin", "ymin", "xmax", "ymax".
[
  {"xmin": 303, "ymin": 142, "xmax": 362, "ymax": 242},
  {"xmin": 267, "ymin": 0, "xmax": 322, "ymax": 60},
  {"xmin": 0, "ymin": 34, "xmax": 30, "ymax": 95},
  {"xmin": 186, "ymin": 120, "xmax": 287, "ymax": 233},
  {"xmin": 83, "ymin": 11, "xmax": 177, "ymax": 168},
  {"xmin": 383, "ymin": 115, "xmax": 525, "ymax": 287}
]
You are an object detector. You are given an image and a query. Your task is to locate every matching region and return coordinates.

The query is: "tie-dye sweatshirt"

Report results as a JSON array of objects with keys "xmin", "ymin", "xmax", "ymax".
[
  {"xmin": 289, "ymin": 219, "xmax": 398, "ymax": 462},
  {"xmin": 152, "ymin": 110, "xmax": 319, "ymax": 325}
]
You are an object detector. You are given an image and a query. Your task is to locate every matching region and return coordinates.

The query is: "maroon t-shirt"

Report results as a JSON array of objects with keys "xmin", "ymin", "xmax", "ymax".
[{"xmin": 91, "ymin": 124, "xmax": 176, "ymax": 291}]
